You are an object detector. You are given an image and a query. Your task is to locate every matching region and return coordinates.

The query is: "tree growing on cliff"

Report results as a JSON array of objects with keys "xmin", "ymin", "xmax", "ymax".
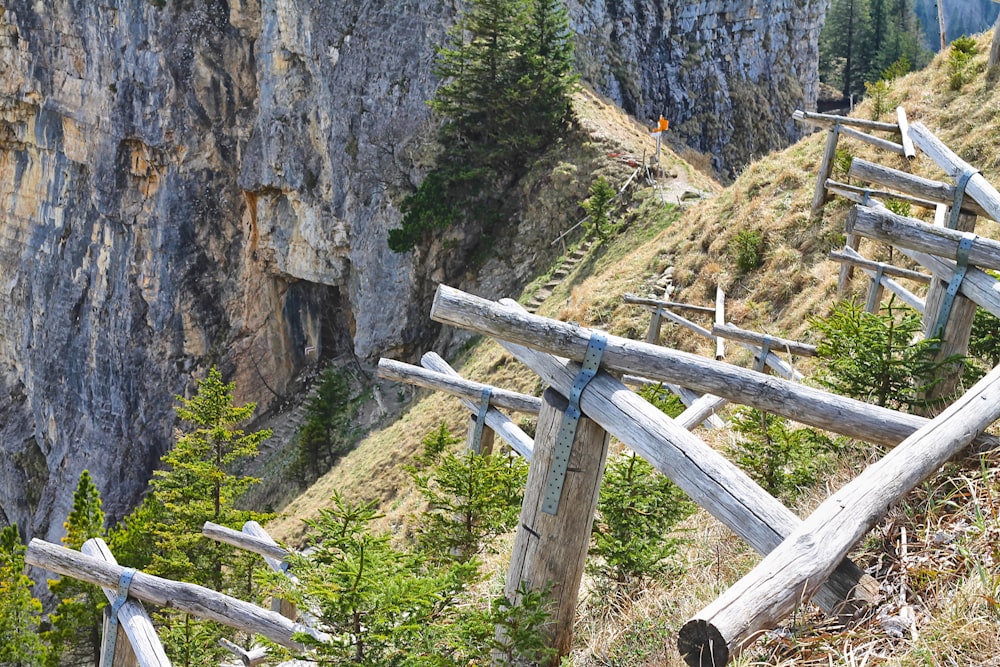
[
  {"xmin": 0, "ymin": 525, "xmax": 46, "ymax": 667},
  {"xmin": 388, "ymin": 0, "xmax": 577, "ymax": 252},
  {"xmin": 44, "ymin": 471, "xmax": 107, "ymax": 667}
]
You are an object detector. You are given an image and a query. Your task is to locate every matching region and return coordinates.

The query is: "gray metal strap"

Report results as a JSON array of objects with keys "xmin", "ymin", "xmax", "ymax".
[
  {"xmin": 470, "ymin": 387, "xmax": 493, "ymax": 455},
  {"xmin": 947, "ymin": 168, "xmax": 979, "ymax": 229},
  {"xmin": 754, "ymin": 338, "xmax": 774, "ymax": 373},
  {"xmin": 542, "ymin": 332, "xmax": 607, "ymax": 515},
  {"xmin": 932, "ymin": 234, "xmax": 976, "ymax": 338},
  {"xmin": 101, "ymin": 568, "xmax": 136, "ymax": 667}
]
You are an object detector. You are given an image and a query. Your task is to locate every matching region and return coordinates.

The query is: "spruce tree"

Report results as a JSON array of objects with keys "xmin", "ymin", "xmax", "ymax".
[
  {"xmin": 820, "ymin": 0, "xmax": 875, "ymax": 97},
  {"xmin": 44, "ymin": 471, "xmax": 107, "ymax": 667},
  {"xmin": 0, "ymin": 525, "xmax": 46, "ymax": 667}
]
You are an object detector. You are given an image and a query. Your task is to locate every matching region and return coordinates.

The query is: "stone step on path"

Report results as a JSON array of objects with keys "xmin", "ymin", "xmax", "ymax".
[{"xmin": 524, "ymin": 240, "xmax": 594, "ymax": 313}]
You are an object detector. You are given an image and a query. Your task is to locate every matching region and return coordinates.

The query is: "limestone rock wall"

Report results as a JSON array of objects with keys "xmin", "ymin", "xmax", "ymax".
[{"xmin": 0, "ymin": 0, "xmax": 827, "ymax": 540}]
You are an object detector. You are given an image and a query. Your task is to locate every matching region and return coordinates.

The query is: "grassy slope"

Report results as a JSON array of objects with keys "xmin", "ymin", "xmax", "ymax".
[{"xmin": 268, "ymin": 35, "xmax": 1000, "ymax": 666}]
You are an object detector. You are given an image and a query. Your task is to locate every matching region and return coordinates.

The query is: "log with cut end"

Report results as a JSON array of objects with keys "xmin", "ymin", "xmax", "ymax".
[
  {"xmin": 908, "ymin": 121, "xmax": 1000, "ymax": 223},
  {"xmin": 25, "ymin": 539, "xmax": 328, "ymax": 650},
  {"xmin": 202, "ymin": 521, "xmax": 290, "ymax": 564},
  {"xmin": 849, "ymin": 205, "xmax": 1000, "ymax": 272},
  {"xmin": 430, "ymin": 285, "xmax": 999, "ymax": 451},
  {"xmin": 678, "ymin": 362, "xmax": 1000, "ymax": 666}
]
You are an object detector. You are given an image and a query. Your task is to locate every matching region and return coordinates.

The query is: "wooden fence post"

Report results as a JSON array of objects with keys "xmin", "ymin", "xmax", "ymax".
[
  {"xmin": 100, "ymin": 607, "xmax": 138, "ymax": 667},
  {"xmin": 501, "ymin": 389, "xmax": 610, "ymax": 664},
  {"xmin": 811, "ymin": 122, "xmax": 840, "ymax": 218}
]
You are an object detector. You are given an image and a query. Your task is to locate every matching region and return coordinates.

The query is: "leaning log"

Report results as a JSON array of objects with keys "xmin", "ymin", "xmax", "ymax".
[
  {"xmin": 678, "ymin": 363, "xmax": 1000, "ymax": 666},
  {"xmin": 430, "ymin": 285, "xmax": 999, "ymax": 451},
  {"xmin": 828, "ymin": 249, "xmax": 932, "ymax": 284},
  {"xmin": 420, "ymin": 351, "xmax": 536, "ymax": 460},
  {"xmin": 838, "ymin": 125, "xmax": 906, "ymax": 156},
  {"xmin": 25, "ymin": 540, "xmax": 328, "ymax": 651},
  {"xmin": 848, "ymin": 159, "xmax": 990, "ymax": 219},
  {"xmin": 896, "ymin": 107, "xmax": 916, "ymax": 160},
  {"xmin": 825, "ymin": 179, "xmax": 947, "ymax": 214},
  {"xmin": 624, "ymin": 294, "xmax": 716, "ymax": 314},
  {"xmin": 908, "ymin": 121, "xmax": 1000, "ymax": 223},
  {"xmin": 81, "ymin": 539, "xmax": 169, "ymax": 667},
  {"xmin": 830, "ymin": 246, "xmax": 926, "ymax": 314},
  {"xmin": 202, "ymin": 522, "xmax": 289, "ymax": 564},
  {"xmin": 377, "ymin": 358, "xmax": 542, "ymax": 414},
  {"xmin": 849, "ymin": 205, "xmax": 1000, "ymax": 272},
  {"xmin": 491, "ymin": 323, "xmax": 878, "ymax": 616},
  {"xmin": 710, "ymin": 324, "xmax": 817, "ymax": 358},
  {"xmin": 901, "ymin": 247, "xmax": 1000, "ymax": 323}
]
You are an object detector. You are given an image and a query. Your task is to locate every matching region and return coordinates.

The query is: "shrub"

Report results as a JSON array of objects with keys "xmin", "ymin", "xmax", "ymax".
[
  {"xmin": 731, "ymin": 229, "xmax": 766, "ymax": 273},
  {"xmin": 948, "ymin": 36, "xmax": 979, "ymax": 90},
  {"xmin": 727, "ymin": 408, "xmax": 836, "ymax": 501},
  {"xmin": 863, "ymin": 78, "xmax": 893, "ymax": 119}
]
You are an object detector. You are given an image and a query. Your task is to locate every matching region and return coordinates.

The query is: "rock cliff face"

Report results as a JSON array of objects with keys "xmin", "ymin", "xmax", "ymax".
[{"xmin": 0, "ymin": 0, "xmax": 827, "ymax": 540}]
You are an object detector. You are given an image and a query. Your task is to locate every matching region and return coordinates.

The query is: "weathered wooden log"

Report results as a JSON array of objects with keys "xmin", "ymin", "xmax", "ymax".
[
  {"xmin": 635, "ymin": 301, "xmax": 715, "ymax": 339},
  {"xmin": 81, "ymin": 539, "xmax": 169, "ymax": 667},
  {"xmin": 501, "ymin": 390, "xmax": 609, "ymax": 664},
  {"xmin": 25, "ymin": 539, "xmax": 328, "ymax": 650},
  {"xmin": 678, "ymin": 363, "xmax": 1000, "ymax": 667},
  {"xmin": 922, "ymin": 210, "xmax": 978, "ymax": 402},
  {"xmin": 202, "ymin": 521, "xmax": 289, "ymax": 564},
  {"xmin": 896, "ymin": 107, "xmax": 916, "ymax": 160},
  {"xmin": 839, "ymin": 125, "xmax": 906, "ymax": 156},
  {"xmin": 812, "ymin": 122, "xmax": 840, "ymax": 217},
  {"xmin": 849, "ymin": 205, "xmax": 1000, "ymax": 272},
  {"xmin": 219, "ymin": 638, "xmax": 268, "ymax": 667},
  {"xmin": 711, "ymin": 324, "xmax": 817, "ymax": 358},
  {"xmin": 848, "ymin": 159, "xmax": 991, "ymax": 219},
  {"xmin": 825, "ymin": 179, "xmax": 944, "ymax": 213},
  {"xmin": 908, "ymin": 121, "xmax": 1000, "ymax": 223},
  {"xmin": 902, "ymin": 247, "xmax": 1000, "ymax": 323},
  {"xmin": 621, "ymin": 374, "xmax": 726, "ymax": 430},
  {"xmin": 492, "ymin": 328, "xmax": 878, "ymax": 616},
  {"xmin": 430, "ymin": 285, "xmax": 1000, "ymax": 450},
  {"xmin": 101, "ymin": 606, "xmax": 138, "ymax": 667},
  {"xmin": 624, "ymin": 294, "xmax": 716, "ymax": 314},
  {"xmin": 714, "ymin": 287, "xmax": 725, "ymax": 360},
  {"xmin": 793, "ymin": 109, "xmax": 899, "ymax": 133},
  {"xmin": 420, "ymin": 351, "xmax": 535, "ymax": 460},
  {"xmin": 828, "ymin": 249, "xmax": 932, "ymax": 284},
  {"xmin": 644, "ymin": 282, "xmax": 675, "ymax": 344},
  {"xmin": 831, "ymin": 247, "xmax": 926, "ymax": 314},
  {"xmin": 377, "ymin": 358, "xmax": 542, "ymax": 414},
  {"xmin": 677, "ymin": 392, "xmax": 730, "ymax": 430}
]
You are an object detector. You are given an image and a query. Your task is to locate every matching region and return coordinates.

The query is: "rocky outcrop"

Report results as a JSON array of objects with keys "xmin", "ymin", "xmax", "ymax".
[{"xmin": 0, "ymin": 0, "xmax": 827, "ymax": 540}]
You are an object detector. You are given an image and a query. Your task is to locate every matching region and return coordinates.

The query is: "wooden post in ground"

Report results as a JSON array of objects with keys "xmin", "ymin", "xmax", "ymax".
[
  {"xmin": 81, "ymin": 539, "xmax": 169, "ymax": 667},
  {"xmin": 100, "ymin": 607, "xmax": 138, "ymax": 667},
  {"xmin": 240, "ymin": 521, "xmax": 298, "ymax": 621},
  {"xmin": 811, "ymin": 121, "xmax": 840, "ymax": 218},
  {"xmin": 921, "ymin": 210, "xmax": 979, "ymax": 402},
  {"xmin": 677, "ymin": 362, "xmax": 1000, "ymax": 667},
  {"xmin": 714, "ymin": 286, "xmax": 725, "ymax": 360},
  {"xmin": 645, "ymin": 282, "xmax": 675, "ymax": 344},
  {"xmin": 501, "ymin": 389, "xmax": 609, "ymax": 664},
  {"xmin": 896, "ymin": 107, "xmax": 916, "ymax": 160}
]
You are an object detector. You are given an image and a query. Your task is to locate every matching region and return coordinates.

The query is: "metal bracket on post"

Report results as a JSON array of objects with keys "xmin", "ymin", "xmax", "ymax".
[
  {"xmin": 470, "ymin": 387, "xmax": 493, "ymax": 455},
  {"xmin": 932, "ymin": 234, "xmax": 976, "ymax": 339},
  {"xmin": 754, "ymin": 338, "xmax": 774, "ymax": 373},
  {"xmin": 541, "ymin": 332, "xmax": 607, "ymax": 515},
  {"xmin": 100, "ymin": 567, "xmax": 136, "ymax": 667},
  {"xmin": 947, "ymin": 168, "xmax": 979, "ymax": 229}
]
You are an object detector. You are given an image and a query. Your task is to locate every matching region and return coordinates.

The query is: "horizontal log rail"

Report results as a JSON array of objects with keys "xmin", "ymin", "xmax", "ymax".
[
  {"xmin": 849, "ymin": 205, "xmax": 1000, "ymax": 272},
  {"xmin": 420, "ymin": 352, "xmax": 536, "ymax": 460},
  {"xmin": 679, "ymin": 362, "xmax": 1000, "ymax": 666},
  {"xmin": 825, "ymin": 179, "xmax": 947, "ymax": 214},
  {"xmin": 838, "ymin": 125, "xmax": 906, "ymax": 156},
  {"xmin": 377, "ymin": 358, "xmax": 542, "ymax": 414},
  {"xmin": 81, "ymin": 539, "xmax": 169, "ymax": 667},
  {"xmin": 848, "ymin": 159, "xmax": 990, "ymax": 219},
  {"xmin": 710, "ymin": 323, "xmax": 817, "ymax": 358},
  {"xmin": 489, "ymin": 302, "xmax": 877, "ymax": 616},
  {"xmin": 430, "ymin": 285, "xmax": 999, "ymax": 451},
  {"xmin": 624, "ymin": 294, "xmax": 717, "ymax": 314},
  {"xmin": 827, "ymin": 249, "xmax": 932, "ymax": 284},
  {"xmin": 897, "ymin": 246, "xmax": 1000, "ymax": 327},
  {"xmin": 25, "ymin": 540, "xmax": 329, "ymax": 651},
  {"xmin": 831, "ymin": 246, "xmax": 926, "ymax": 314},
  {"xmin": 202, "ymin": 522, "xmax": 290, "ymax": 563},
  {"xmin": 793, "ymin": 109, "xmax": 900, "ymax": 133}
]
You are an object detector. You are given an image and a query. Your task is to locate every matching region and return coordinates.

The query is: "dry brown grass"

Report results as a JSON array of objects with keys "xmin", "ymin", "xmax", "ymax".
[{"xmin": 269, "ymin": 32, "xmax": 1000, "ymax": 666}]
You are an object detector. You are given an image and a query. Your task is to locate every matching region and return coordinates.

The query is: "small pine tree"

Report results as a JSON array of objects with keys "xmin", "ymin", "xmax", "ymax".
[
  {"xmin": 810, "ymin": 299, "xmax": 955, "ymax": 412},
  {"xmin": 0, "ymin": 525, "xmax": 46, "ymax": 667},
  {"xmin": 44, "ymin": 471, "xmax": 107, "ymax": 667},
  {"xmin": 727, "ymin": 409, "xmax": 836, "ymax": 501},
  {"xmin": 581, "ymin": 176, "xmax": 618, "ymax": 241},
  {"xmin": 410, "ymin": 448, "xmax": 528, "ymax": 562},
  {"xmin": 294, "ymin": 369, "xmax": 356, "ymax": 484}
]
